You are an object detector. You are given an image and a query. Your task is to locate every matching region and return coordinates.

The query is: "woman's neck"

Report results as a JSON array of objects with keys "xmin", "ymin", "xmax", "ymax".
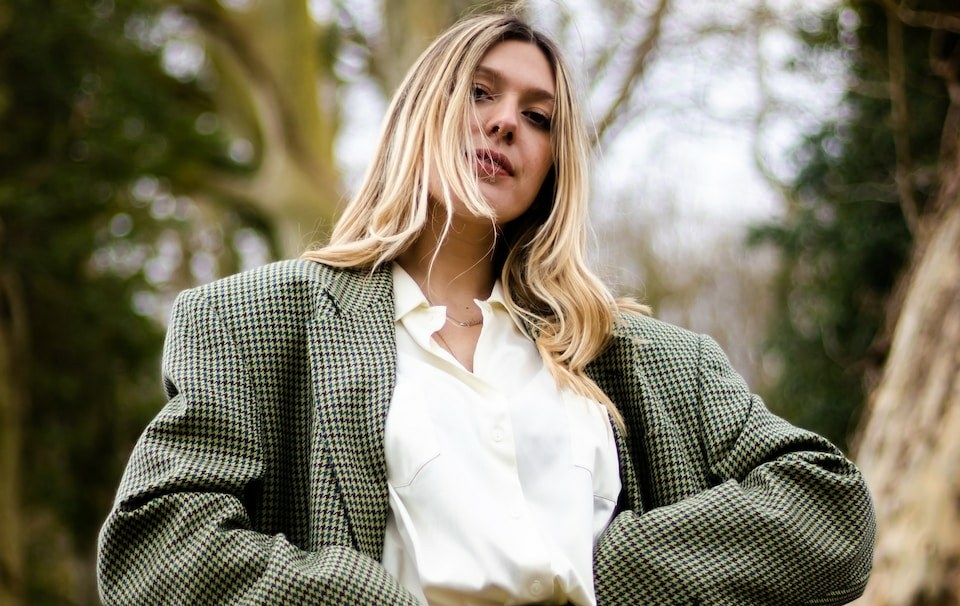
[{"xmin": 396, "ymin": 212, "xmax": 498, "ymax": 306}]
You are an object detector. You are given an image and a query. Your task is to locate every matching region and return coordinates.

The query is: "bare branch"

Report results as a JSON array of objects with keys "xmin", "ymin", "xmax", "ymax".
[
  {"xmin": 592, "ymin": 0, "xmax": 672, "ymax": 147},
  {"xmin": 331, "ymin": 2, "xmax": 386, "ymax": 91},
  {"xmin": 879, "ymin": 0, "xmax": 960, "ymax": 33},
  {"xmin": 585, "ymin": 2, "xmax": 643, "ymax": 93},
  {"xmin": 929, "ymin": 29, "xmax": 960, "ymax": 211},
  {"xmin": 884, "ymin": 3, "xmax": 920, "ymax": 234},
  {"xmin": 747, "ymin": 0, "xmax": 795, "ymax": 205}
]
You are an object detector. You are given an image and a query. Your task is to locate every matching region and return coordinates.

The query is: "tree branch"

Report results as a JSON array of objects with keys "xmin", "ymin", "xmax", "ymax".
[
  {"xmin": 747, "ymin": 0, "xmax": 795, "ymax": 206},
  {"xmin": 592, "ymin": 0, "xmax": 672, "ymax": 147},
  {"xmin": 879, "ymin": 0, "xmax": 960, "ymax": 33},
  {"xmin": 929, "ymin": 28, "xmax": 960, "ymax": 211},
  {"xmin": 884, "ymin": 2, "xmax": 920, "ymax": 234}
]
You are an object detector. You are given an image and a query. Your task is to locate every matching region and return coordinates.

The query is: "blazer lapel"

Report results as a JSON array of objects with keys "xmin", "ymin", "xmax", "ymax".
[
  {"xmin": 307, "ymin": 265, "xmax": 396, "ymax": 560},
  {"xmin": 610, "ymin": 420, "xmax": 645, "ymax": 516},
  {"xmin": 591, "ymin": 324, "xmax": 708, "ymax": 513},
  {"xmin": 588, "ymin": 334, "xmax": 651, "ymax": 516}
]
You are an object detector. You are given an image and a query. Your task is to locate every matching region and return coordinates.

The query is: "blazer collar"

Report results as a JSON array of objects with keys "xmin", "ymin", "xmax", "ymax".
[{"xmin": 313, "ymin": 263, "xmax": 394, "ymax": 319}]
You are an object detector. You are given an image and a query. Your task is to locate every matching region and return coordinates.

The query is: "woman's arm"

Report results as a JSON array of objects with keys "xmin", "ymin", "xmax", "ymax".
[
  {"xmin": 97, "ymin": 288, "xmax": 419, "ymax": 605},
  {"xmin": 593, "ymin": 334, "xmax": 875, "ymax": 605}
]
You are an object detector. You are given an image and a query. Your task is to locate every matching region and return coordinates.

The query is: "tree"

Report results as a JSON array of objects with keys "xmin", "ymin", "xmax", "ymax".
[
  {"xmin": 851, "ymin": 3, "xmax": 960, "ymax": 603},
  {"xmin": 156, "ymin": 0, "xmax": 676, "ymax": 257}
]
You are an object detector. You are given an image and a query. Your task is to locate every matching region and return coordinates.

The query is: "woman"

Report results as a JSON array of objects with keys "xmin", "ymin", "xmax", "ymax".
[{"xmin": 98, "ymin": 12, "xmax": 875, "ymax": 606}]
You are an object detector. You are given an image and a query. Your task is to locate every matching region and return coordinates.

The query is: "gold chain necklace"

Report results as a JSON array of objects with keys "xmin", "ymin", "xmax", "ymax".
[
  {"xmin": 422, "ymin": 293, "xmax": 483, "ymax": 327},
  {"xmin": 416, "ymin": 277, "xmax": 484, "ymax": 327},
  {"xmin": 444, "ymin": 313, "xmax": 482, "ymax": 328}
]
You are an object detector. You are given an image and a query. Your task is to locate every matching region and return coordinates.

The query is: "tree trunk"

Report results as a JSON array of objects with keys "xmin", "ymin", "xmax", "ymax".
[
  {"xmin": 191, "ymin": 0, "xmax": 341, "ymax": 257},
  {"xmin": 852, "ymin": 149, "xmax": 960, "ymax": 606},
  {"xmin": 851, "ymin": 20, "xmax": 960, "ymax": 605}
]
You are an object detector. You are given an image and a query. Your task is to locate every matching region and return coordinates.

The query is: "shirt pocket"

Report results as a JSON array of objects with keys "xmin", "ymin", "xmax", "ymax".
[{"xmin": 384, "ymin": 381, "xmax": 442, "ymax": 488}]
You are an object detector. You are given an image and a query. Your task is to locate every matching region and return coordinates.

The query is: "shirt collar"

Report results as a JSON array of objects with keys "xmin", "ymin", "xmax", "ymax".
[
  {"xmin": 391, "ymin": 262, "xmax": 529, "ymax": 336},
  {"xmin": 487, "ymin": 282, "xmax": 532, "ymax": 336},
  {"xmin": 392, "ymin": 263, "xmax": 430, "ymax": 323}
]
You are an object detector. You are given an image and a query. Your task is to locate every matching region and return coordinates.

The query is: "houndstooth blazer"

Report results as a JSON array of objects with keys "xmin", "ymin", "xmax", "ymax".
[{"xmin": 97, "ymin": 259, "xmax": 875, "ymax": 605}]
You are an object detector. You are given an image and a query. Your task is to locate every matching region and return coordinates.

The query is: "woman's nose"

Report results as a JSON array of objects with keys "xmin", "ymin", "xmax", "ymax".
[
  {"xmin": 485, "ymin": 102, "xmax": 518, "ymax": 142},
  {"xmin": 489, "ymin": 123, "xmax": 514, "ymax": 142}
]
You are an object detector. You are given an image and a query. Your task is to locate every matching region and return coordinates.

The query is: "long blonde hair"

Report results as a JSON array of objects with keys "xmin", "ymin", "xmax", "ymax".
[{"xmin": 303, "ymin": 12, "xmax": 645, "ymax": 429}]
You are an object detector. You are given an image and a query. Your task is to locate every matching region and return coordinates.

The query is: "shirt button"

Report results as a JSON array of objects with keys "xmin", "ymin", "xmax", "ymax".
[
  {"xmin": 492, "ymin": 427, "xmax": 504, "ymax": 442},
  {"xmin": 530, "ymin": 580, "xmax": 543, "ymax": 596}
]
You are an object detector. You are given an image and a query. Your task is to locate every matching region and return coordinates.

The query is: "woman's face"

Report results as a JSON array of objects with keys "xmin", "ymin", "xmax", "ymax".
[{"xmin": 466, "ymin": 40, "xmax": 556, "ymax": 225}]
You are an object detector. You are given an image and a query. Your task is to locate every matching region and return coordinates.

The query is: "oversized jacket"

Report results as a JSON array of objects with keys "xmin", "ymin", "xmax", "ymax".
[{"xmin": 97, "ymin": 259, "xmax": 875, "ymax": 605}]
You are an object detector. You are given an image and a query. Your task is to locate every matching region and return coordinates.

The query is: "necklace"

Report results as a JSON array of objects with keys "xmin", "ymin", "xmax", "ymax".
[
  {"xmin": 444, "ymin": 313, "xmax": 482, "ymax": 328},
  {"xmin": 423, "ymin": 292, "xmax": 483, "ymax": 327}
]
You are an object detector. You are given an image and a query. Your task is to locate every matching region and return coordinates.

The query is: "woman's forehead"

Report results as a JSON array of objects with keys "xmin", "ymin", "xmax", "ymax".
[{"xmin": 475, "ymin": 40, "xmax": 556, "ymax": 98}]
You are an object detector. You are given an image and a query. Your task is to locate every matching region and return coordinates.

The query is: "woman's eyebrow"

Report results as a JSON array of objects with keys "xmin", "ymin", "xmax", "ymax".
[{"xmin": 474, "ymin": 65, "xmax": 556, "ymax": 104}]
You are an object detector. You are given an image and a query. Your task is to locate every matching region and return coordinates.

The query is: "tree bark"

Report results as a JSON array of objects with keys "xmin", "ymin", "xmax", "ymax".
[{"xmin": 852, "ymin": 197, "xmax": 960, "ymax": 605}]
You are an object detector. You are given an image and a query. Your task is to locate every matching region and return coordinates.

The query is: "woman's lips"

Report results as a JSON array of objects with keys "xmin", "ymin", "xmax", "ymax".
[{"xmin": 476, "ymin": 149, "xmax": 514, "ymax": 177}]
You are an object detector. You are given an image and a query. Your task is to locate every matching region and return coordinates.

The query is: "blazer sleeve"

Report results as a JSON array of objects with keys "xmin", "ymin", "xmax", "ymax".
[
  {"xmin": 593, "ymin": 334, "xmax": 875, "ymax": 606},
  {"xmin": 97, "ymin": 288, "xmax": 420, "ymax": 606}
]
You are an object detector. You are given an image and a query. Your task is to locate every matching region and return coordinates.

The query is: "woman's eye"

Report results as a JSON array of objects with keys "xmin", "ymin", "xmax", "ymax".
[
  {"xmin": 472, "ymin": 85, "xmax": 493, "ymax": 101},
  {"xmin": 525, "ymin": 111, "xmax": 552, "ymax": 131}
]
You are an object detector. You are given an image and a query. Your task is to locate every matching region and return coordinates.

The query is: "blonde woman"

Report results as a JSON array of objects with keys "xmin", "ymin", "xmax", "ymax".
[{"xmin": 98, "ymin": 12, "xmax": 875, "ymax": 606}]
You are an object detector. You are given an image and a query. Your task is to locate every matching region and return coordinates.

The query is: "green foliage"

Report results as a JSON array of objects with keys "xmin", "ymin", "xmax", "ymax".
[
  {"xmin": 0, "ymin": 0, "xmax": 262, "ymax": 601},
  {"xmin": 750, "ymin": 1, "xmax": 948, "ymax": 450}
]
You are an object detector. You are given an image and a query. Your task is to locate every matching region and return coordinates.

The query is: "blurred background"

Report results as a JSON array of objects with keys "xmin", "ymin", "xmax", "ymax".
[{"xmin": 1, "ymin": 0, "xmax": 958, "ymax": 604}]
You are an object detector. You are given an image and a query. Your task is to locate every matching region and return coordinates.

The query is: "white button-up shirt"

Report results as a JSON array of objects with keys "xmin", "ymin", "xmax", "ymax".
[{"xmin": 381, "ymin": 264, "xmax": 621, "ymax": 606}]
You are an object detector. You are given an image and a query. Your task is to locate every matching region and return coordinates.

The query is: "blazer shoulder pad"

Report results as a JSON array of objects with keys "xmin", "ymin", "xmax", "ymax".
[{"xmin": 611, "ymin": 311, "xmax": 702, "ymax": 359}]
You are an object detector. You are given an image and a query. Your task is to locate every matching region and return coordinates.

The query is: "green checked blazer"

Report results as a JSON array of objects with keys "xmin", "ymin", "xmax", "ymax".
[{"xmin": 98, "ymin": 259, "xmax": 875, "ymax": 605}]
